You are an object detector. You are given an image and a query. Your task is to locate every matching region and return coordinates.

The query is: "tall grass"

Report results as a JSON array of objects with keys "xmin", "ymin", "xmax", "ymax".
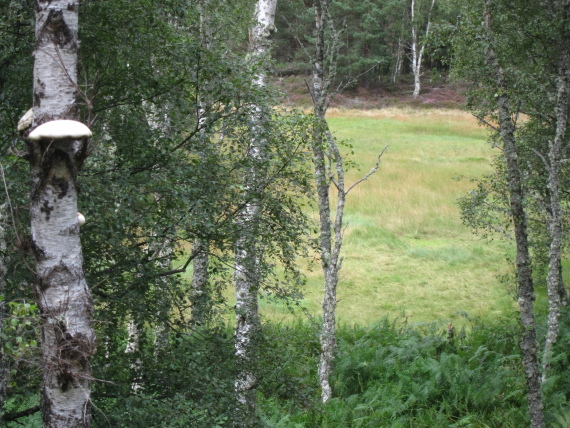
[{"xmin": 261, "ymin": 109, "xmax": 516, "ymax": 325}]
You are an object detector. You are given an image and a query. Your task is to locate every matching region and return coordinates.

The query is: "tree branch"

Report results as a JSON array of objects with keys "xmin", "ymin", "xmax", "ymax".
[
  {"xmin": 346, "ymin": 146, "xmax": 388, "ymax": 195},
  {"xmin": 4, "ymin": 405, "xmax": 41, "ymax": 422}
]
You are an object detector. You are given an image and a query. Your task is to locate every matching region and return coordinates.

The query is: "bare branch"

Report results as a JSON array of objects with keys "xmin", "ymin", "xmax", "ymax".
[
  {"xmin": 472, "ymin": 113, "xmax": 500, "ymax": 132},
  {"xmin": 282, "ymin": 15, "xmax": 312, "ymax": 61},
  {"xmin": 305, "ymin": 79, "xmax": 317, "ymax": 105},
  {"xmin": 346, "ymin": 145, "xmax": 388, "ymax": 195},
  {"xmin": 0, "ymin": 162, "xmax": 22, "ymax": 246},
  {"xmin": 4, "ymin": 406, "xmax": 41, "ymax": 422},
  {"xmin": 531, "ymin": 147, "xmax": 550, "ymax": 169}
]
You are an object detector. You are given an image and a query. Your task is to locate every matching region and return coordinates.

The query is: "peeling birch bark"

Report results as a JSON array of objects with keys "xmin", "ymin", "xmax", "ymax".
[
  {"xmin": 233, "ymin": 0, "xmax": 277, "ymax": 425},
  {"xmin": 28, "ymin": 1, "xmax": 95, "ymax": 426},
  {"xmin": 483, "ymin": 2, "xmax": 544, "ymax": 426}
]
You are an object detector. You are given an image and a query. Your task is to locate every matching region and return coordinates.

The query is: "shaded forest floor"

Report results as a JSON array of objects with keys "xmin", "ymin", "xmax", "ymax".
[{"xmin": 275, "ymin": 72, "xmax": 468, "ymax": 110}]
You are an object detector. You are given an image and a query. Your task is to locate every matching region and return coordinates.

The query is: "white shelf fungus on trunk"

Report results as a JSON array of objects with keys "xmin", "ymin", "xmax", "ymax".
[
  {"xmin": 17, "ymin": 108, "xmax": 34, "ymax": 132},
  {"xmin": 28, "ymin": 120, "xmax": 92, "ymax": 141},
  {"xmin": 77, "ymin": 212, "xmax": 85, "ymax": 226}
]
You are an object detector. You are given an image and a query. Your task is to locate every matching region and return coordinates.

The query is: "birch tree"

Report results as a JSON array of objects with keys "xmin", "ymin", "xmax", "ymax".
[
  {"xmin": 455, "ymin": 1, "xmax": 547, "ymax": 425},
  {"xmin": 410, "ymin": 0, "xmax": 435, "ymax": 97},
  {"xmin": 234, "ymin": 0, "xmax": 278, "ymax": 425},
  {"xmin": 0, "ymin": 202, "xmax": 6, "ymax": 425},
  {"xmin": 455, "ymin": 0, "xmax": 570, "ymax": 423},
  {"xmin": 311, "ymin": 0, "xmax": 383, "ymax": 403},
  {"xmin": 24, "ymin": 1, "xmax": 96, "ymax": 426},
  {"xmin": 481, "ymin": 4, "xmax": 543, "ymax": 425},
  {"xmin": 190, "ymin": 0, "xmax": 218, "ymax": 326},
  {"xmin": 539, "ymin": 0, "xmax": 570, "ymax": 384}
]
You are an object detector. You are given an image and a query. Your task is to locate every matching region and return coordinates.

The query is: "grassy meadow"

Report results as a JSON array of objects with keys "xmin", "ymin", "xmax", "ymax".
[{"xmin": 259, "ymin": 108, "xmax": 517, "ymax": 326}]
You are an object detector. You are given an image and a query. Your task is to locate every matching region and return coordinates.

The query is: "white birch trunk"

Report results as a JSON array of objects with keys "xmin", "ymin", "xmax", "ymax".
[
  {"xmin": 233, "ymin": 0, "xmax": 277, "ymax": 425},
  {"xmin": 29, "ymin": 1, "xmax": 95, "ymax": 426},
  {"xmin": 410, "ymin": 0, "xmax": 435, "ymax": 98},
  {"xmin": 312, "ymin": 0, "xmax": 335, "ymax": 404},
  {"xmin": 190, "ymin": 240, "xmax": 209, "ymax": 325},
  {"xmin": 125, "ymin": 318, "xmax": 143, "ymax": 391},
  {"xmin": 391, "ymin": 37, "xmax": 404, "ymax": 84},
  {"xmin": 150, "ymin": 231, "xmax": 175, "ymax": 350}
]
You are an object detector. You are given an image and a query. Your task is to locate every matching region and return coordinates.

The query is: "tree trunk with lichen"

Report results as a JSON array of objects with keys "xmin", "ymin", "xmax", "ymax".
[
  {"xmin": 27, "ymin": 1, "xmax": 95, "ymax": 426},
  {"xmin": 0, "ymin": 203, "xmax": 6, "ymax": 426},
  {"xmin": 483, "ymin": 2, "xmax": 544, "ymax": 426},
  {"xmin": 190, "ymin": 0, "xmax": 215, "ymax": 327},
  {"xmin": 233, "ymin": 1, "xmax": 277, "ymax": 426},
  {"xmin": 312, "ymin": 0, "xmax": 336, "ymax": 404},
  {"xmin": 311, "ymin": 0, "xmax": 350, "ymax": 404},
  {"xmin": 542, "ymin": 1, "xmax": 570, "ymax": 384}
]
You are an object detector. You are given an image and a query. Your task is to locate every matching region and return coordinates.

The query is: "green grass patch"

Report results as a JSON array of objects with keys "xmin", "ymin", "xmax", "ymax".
[{"xmin": 260, "ymin": 109, "xmax": 517, "ymax": 326}]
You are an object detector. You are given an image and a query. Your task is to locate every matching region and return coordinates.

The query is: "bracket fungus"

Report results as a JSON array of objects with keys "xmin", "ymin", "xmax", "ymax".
[
  {"xmin": 77, "ymin": 212, "xmax": 86, "ymax": 226},
  {"xmin": 28, "ymin": 120, "xmax": 92, "ymax": 141},
  {"xmin": 17, "ymin": 108, "xmax": 34, "ymax": 132}
]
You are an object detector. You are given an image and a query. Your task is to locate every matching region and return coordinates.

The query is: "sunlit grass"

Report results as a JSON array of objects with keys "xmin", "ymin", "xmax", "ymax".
[{"xmin": 259, "ymin": 109, "xmax": 517, "ymax": 326}]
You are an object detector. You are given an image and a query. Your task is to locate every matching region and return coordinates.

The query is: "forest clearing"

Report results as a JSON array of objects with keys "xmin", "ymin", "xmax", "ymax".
[
  {"xmin": 220, "ymin": 109, "xmax": 518, "ymax": 325},
  {"xmin": 2, "ymin": 0, "xmax": 570, "ymax": 426}
]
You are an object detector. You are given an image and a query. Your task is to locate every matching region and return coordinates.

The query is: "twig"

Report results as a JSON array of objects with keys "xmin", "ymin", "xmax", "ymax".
[
  {"xmin": 531, "ymin": 147, "xmax": 550, "ymax": 169},
  {"xmin": 4, "ymin": 405, "xmax": 41, "ymax": 422},
  {"xmin": 282, "ymin": 15, "xmax": 312, "ymax": 61},
  {"xmin": 346, "ymin": 146, "xmax": 388, "ymax": 195},
  {"xmin": 51, "ymin": 41, "xmax": 91, "ymax": 112},
  {"xmin": 473, "ymin": 113, "xmax": 500, "ymax": 132},
  {"xmin": 0, "ymin": 162, "xmax": 21, "ymax": 245},
  {"xmin": 304, "ymin": 79, "xmax": 316, "ymax": 106}
]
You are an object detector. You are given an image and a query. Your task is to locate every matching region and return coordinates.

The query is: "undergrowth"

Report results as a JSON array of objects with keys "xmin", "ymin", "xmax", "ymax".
[
  {"xmin": 11, "ymin": 313, "xmax": 570, "ymax": 426},
  {"xmin": 258, "ymin": 314, "xmax": 570, "ymax": 427}
]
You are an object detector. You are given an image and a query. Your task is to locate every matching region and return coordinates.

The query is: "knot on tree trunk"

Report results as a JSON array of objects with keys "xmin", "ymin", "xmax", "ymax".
[
  {"xmin": 40, "ymin": 8, "xmax": 75, "ymax": 48},
  {"xmin": 54, "ymin": 321, "xmax": 95, "ymax": 392}
]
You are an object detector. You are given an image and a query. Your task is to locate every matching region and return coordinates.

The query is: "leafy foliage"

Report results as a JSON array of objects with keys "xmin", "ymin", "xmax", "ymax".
[{"xmin": 260, "ymin": 317, "xmax": 533, "ymax": 427}]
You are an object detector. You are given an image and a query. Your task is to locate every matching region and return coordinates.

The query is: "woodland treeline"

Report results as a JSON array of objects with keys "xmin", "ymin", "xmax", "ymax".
[{"xmin": 1, "ymin": 0, "xmax": 570, "ymax": 427}]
